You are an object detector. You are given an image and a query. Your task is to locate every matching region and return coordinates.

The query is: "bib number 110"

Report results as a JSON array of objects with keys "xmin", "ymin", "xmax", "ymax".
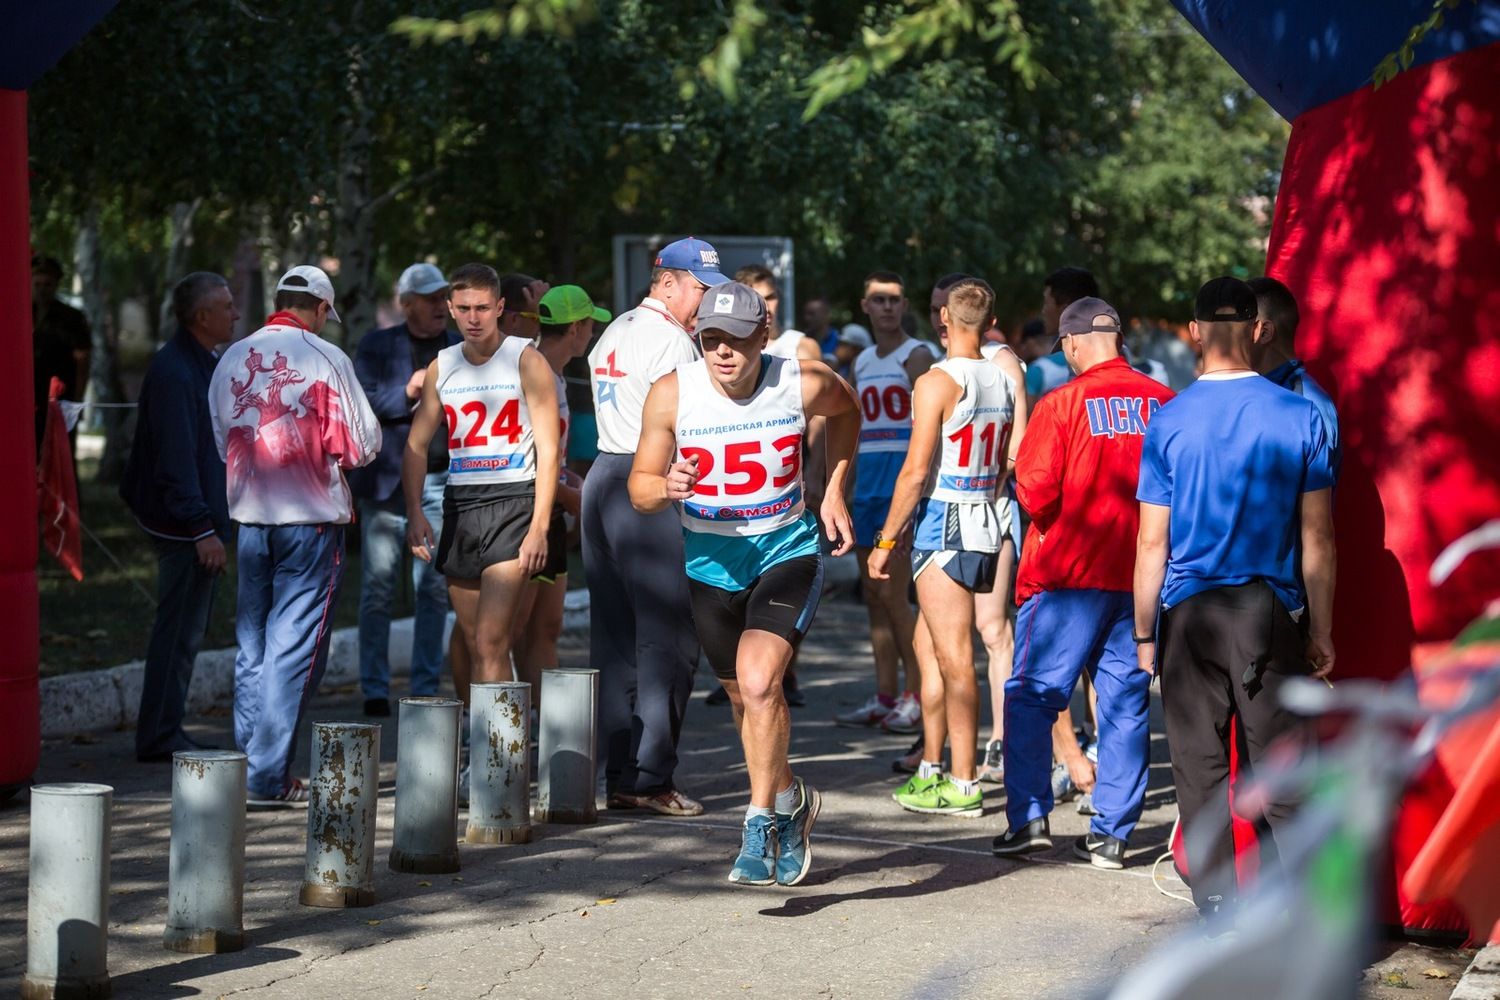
[{"xmin": 681, "ymin": 434, "xmax": 800, "ymax": 496}]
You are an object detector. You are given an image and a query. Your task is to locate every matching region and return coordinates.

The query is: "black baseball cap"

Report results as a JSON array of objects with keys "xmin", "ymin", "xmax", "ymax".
[{"xmin": 1194, "ymin": 276, "xmax": 1258, "ymax": 322}]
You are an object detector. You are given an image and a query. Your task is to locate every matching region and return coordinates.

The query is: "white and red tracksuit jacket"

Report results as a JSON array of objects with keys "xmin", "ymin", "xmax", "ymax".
[{"xmin": 208, "ymin": 312, "xmax": 380, "ymax": 525}]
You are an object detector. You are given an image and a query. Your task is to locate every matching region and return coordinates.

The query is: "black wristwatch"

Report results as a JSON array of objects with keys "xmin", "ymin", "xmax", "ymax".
[{"xmin": 1133, "ymin": 634, "xmax": 1155, "ymax": 645}]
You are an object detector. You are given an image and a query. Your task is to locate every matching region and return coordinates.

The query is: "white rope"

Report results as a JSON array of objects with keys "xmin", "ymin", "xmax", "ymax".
[{"xmin": 1150, "ymin": 815, "xmax": 1195, "ymax": 905}]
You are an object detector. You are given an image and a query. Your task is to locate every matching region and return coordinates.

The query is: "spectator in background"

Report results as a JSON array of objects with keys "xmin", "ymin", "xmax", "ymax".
[
  {"xmin": 350, "ymin": 263, "xmax": 462, "ymax": 717},
  {"xmin": 1016, "ymin": 318, "xmax": 1050, "ymax": 364},
  {"xmin": 993, "ymin": 297, "xmax": 1173, "ymax": 869},
  {"xmin": 210, "ymin": 265, "xmax": 380, "ymax": 808},
  {"xmin": 1027, "ymin": 267, "xmax": 1101, "ymax": 404},
  {"xmin": 32, "ymin": 254, "xmax": 91, "ymax": 402},
  {"xmin": 831, "ymin": 323, "xmax": 872, "ymax": 379},
  {"xmin": 1134, "ymin": 276, "xmax": 1336, "ymax": 921},
  {"xmin": 498, "ymin": 272, "xmax": 550, "ymax": 341},
  {"xmin": 121, "ymin": 271, "xmax": 238, "ymax": 763},
  {"xmin": 801, "ymin": 293, "xmax": 838, "ymax": 356},
  {"xmin": 1248, "ymin": 276, "xmax": 1341, "ymax": 481},
  {"xmin": 739, "ymin": 264, "xmax": 821, "ymax": 364}
]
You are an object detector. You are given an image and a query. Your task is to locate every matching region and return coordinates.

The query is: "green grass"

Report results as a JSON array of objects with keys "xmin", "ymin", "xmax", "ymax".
[{"xmin": 38, "ymin": 461, "xmax": 412, "ymax": 678}]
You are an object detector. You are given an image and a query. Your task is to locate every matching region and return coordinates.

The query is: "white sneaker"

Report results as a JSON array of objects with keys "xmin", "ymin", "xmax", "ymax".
[
  {"xmin": 881, "ymin": 693, "xmax": 923, "ymax": 734},
  {"xmin": 834, "ymin": 693, "xmax": 895, "ymax": 728}
]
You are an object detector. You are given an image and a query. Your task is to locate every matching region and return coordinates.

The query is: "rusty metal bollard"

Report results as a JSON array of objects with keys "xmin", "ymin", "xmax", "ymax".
[
  {"xmin": 164, "ymin": 751, "xmax": 247, "ymax": 953},
  {"xmin": 536, "ymin": 669, "xmax": 599, "ymax": 824},
  {"xmin": 390, "ymin": 697, "xmax": 462, "ymax": 874},
  {"xmin": 300, "ymin": 722, "xmax": 381, "ymax": 908},
  {"xmin": 466, "ymin": 681, "xmax": 531, "ymax": 845},
  {"xmin": 23, "ymin": 783, "xmax": 112, "ymax": 1000}
]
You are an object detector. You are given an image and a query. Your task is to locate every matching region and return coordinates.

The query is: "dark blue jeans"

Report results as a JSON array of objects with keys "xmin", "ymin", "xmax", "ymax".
[
  {"xmin": 136, "ymin": 536, "xmax": 218, "ymax": 756},
  {"xmin": 233, "ymin": 523, "xmax": 345, "ymax": 797}
]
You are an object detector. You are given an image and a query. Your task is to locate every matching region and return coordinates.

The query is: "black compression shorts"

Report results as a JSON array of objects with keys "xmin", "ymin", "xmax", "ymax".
[{"xmin": 688, "ymin": 554, "xmax": 823, "ymax": 682}]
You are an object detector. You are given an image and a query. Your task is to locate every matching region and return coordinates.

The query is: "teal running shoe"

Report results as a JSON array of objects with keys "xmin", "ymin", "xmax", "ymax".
[
  {"xmin": 774, "ymin": 778, "xmax": 822, "ymax": 886},
  {"xmin": 728, "ymin": 813, "xmax": 777, "ymax": 886}
]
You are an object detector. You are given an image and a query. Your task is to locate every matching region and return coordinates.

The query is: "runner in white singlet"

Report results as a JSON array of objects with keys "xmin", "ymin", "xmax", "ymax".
[
  {"xmin": 630, "ymin": 281, "xmax": 859, "ymax": 888},
  {"xmin": 870, "ymin": 278, "xmax": 1016, "ymax": 818},
  {"xmin": 403, "ymin": 263, "xmax": 560, "ymax": 692}
]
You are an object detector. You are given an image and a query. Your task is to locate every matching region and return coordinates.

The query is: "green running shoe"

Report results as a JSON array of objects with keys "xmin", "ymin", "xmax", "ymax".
[
  {"xmin": 728, "ymin": 813, "xmax": 777, "ymax": 886},
  {"xmin": 894, "ymin": 776, "xmax": 983, "ymax": 818},
  {"xmin": 892, "ymin": 770, "xmax": 942, "ymax": 804}
]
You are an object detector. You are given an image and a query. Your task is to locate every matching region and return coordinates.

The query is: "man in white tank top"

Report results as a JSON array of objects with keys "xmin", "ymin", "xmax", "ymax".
[
  {"xmin": 836, "ymin": 270, "xmax": 933, "ymax": 735},
  {"xmin": 869, "ymin": 278, "xmax": 1015, "ymax": 818},
  {"xmin": 403, "ymin": 264, "xmax": 561, "ymax": 699},
  {"xmin": 630, "ymin": 281, "xmax": 860, "ymax": 887},
  {"xmin": 511, "ymin": 284, "xmax": 609, "ymax": 706}
]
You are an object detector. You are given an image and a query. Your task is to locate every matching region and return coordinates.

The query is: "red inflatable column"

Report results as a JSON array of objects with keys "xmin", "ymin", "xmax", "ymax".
[{"xmin": 0, "ymin": 87, "xmax": 41, "ymax": 791}]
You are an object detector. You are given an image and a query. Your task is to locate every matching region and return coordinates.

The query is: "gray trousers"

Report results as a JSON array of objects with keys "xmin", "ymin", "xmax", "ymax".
[{"xmin": 581, "ymin": 453, "xmax": 699, "ymax": 795}]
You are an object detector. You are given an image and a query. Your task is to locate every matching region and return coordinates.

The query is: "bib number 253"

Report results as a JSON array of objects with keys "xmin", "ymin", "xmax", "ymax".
[{"xmin": 680, "ymin": 434, "xmax": 800, "ymax": 496}]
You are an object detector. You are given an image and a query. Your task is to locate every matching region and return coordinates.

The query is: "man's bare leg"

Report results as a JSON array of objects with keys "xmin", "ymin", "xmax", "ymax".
[
  {"xmin": 470, "ymin": 559, "xmax": 529, "ymax": 684},
  {"xmin": 855, "ymin": 546, "xmax": 919, "ymax": 696},
  {"xmin": 450, "ymin": 626, "xmax": 472, "ymax": 709},
  {"xmin": 974, "ymin": 538, "xmax": 1016, "ymax": 744},
  {"xmin": 915, "ymin": 569, "xmax": 980, "ymax": 781},
  {"xmin": 912, "ymin": 609, "xmax": 947, "ymax": 765},
  {"xmin": 721, "ymin": 630, "xmax": 796, "ymax": 808}
]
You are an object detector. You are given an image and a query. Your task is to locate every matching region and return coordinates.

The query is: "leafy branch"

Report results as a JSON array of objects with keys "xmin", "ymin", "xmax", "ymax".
[
  {"xmin": 390, "ymin": 0, "xmax": 1038, "ymax": 119},
  {"xmin": 1372, "ymin": 0, "xmax": 1472, "ymax": 88}
]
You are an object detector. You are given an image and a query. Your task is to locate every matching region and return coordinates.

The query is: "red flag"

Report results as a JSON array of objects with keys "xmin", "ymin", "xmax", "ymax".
[{"xmin": 38, "ymin": 376, "xmax": 82, "ymax": 581}]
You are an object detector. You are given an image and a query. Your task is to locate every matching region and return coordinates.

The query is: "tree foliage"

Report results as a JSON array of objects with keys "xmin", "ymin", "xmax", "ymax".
[{"xmin": 29, "ymin": 0, "xmax": 1287, "ymax": 349}]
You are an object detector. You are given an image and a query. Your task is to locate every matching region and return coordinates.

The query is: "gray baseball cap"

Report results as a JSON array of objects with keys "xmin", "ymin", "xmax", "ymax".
[
  {"xmin": 1053, "ymin": 296, "xmax": 1121, "ymax": 349},
  {"xmin": 694, "ymin": 281, "xmax": 768, "ymax": 338},
  {"xmin": 397, "ymin": 262, "xmax": 448, "ymax": 297}
]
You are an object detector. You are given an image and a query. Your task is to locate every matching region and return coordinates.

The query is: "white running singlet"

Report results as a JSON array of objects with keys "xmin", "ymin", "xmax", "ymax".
[
  {"xmin": 763, "ymin": 329, "xmax": 808, "ymax": 360},
  {"xmin": 852, "ymin": 337, "xmax": 929, "ymax": 455},
  {"xmin": 927, "ymin": 356, "xmax": 1015, "ymax": 504},
  {"xmin": 435, "ymin": 337, "xmax": 536, "ymax": 485},
  {"xmin": 555, "ymin": 371, "xmax": 570, "ymax": 452},
  {"xmin": 589, "ymin": 297, "xmax": 701, "ymax": 454},
  {"xmin": 674, "ymin": 355, "xmax": 807, "ymax": 537}
]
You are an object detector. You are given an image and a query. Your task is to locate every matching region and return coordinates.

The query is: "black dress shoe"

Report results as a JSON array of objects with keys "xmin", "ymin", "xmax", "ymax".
[
  {"xmin": 782, "ymin": 674, "xmax": 806, "ymax": 708},
  {"xmin": 135, "ymin": 749, "xmax": 177, "ymax": 763},
  {"xmin": 991, "ymin": 817, "xmax": 1052, "ymax": 858},
  {"xmin": 364, "ymin": 698, "xmax": 392, "ymax": 717},
  {"xmin": 704, "ymin": 685, "xmax": 731, "ymax": 706}
]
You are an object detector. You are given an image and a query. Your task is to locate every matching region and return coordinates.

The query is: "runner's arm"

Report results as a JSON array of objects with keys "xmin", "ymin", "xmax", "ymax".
[
  {"xmin": 876, "ymin": 368, "xmax": 955, "ymax": 549},
  {"xmin": 520, "ymin": 346, "xmax": 560, "ymax": 536},
  {"xmin": 403, "ymin": 360, "xmax": 443, "ymax": 559},
  {"xmin": 1300, "ymin": 487, "xmax": 1336, "ymax": 678},
  {"xmin": 905, "ymin": 343, "xmax": 936, "ymax": 383},
  {"xmin": 1133, "ymin": 501, "xmax": 1171, "ymax": 675},
  {"xmin": 628, "ymin": 374, "xmax": 692, "ymax": 514},
  {"xmin": 802, "ymin": 361, "xmax": 859, "ymax": 555},
  {"xmin": 991, "ymin": 347, "xmax": 1029, "ymax": 477}
]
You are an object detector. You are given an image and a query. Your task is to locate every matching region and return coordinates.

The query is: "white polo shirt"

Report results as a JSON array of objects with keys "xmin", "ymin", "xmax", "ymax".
[{"xmin": 588, "ymin": 296, "xmax": 701, "ymax": 454}]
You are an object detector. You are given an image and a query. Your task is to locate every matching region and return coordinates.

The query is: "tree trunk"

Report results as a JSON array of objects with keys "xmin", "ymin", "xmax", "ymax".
[
  {"xmin": 230, "ymin": 234, "xmax": 263, "ymax": 339},
  {"xmin": 332, "ymin": 1, "xmax": 376, "ymax": 349},
  {"xmin": 76, "ymin": 207, "xmax": 128, "ymax": 483},
  {"xmin": 156, "ymin": 198, "xmax": 203, "ymax": 343}
]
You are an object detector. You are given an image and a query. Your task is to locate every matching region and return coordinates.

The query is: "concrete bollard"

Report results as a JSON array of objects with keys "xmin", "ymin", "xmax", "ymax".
[
  {"xmin": 23, "ymin": 783, "xmax": 112, "ymax": 1000},
  {"xmin": 164, "ymin": 751, "xmax": 247, "ymax": 953},
  {"xmin": 390, "ymin": 697, "xmax": 462, "ymax": 874},
  {"xmin": 300, "ymin": 722, "xmax": 381, "ymax": 908},
  {"xmin": 466, "ymin": 681, "xmax": 531, "ymax": 845},
  {"xmin": 536, "ymin": 669, "xmax": 599, "ymax": 824}
]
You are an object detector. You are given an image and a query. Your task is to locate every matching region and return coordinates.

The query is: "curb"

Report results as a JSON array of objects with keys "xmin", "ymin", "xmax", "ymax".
[
  {"xmin": 41, "ymin": 599, "xmax": 593, "ymax": 741},
  {"xmin": 1454, "ymin": 944, "xmax": 1500, "ymax": 1000}
]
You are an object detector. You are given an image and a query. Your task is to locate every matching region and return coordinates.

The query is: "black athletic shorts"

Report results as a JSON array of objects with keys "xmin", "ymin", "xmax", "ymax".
[
  {"xmin": 688, "ymin": 555, "xmax": 823, "ymax": 682},
  {"xmin": 437, "ymin": 484, "xmax": 536, "ymax": 581},
  {"xmin": 532, "ymin": 508, "xmax": 568, "ymax": 584}
]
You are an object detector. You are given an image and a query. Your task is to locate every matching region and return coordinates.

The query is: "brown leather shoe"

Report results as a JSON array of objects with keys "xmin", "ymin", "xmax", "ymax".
[{"xmin": 611, "ymin": 789, "xmax": 705, "ymax": 816}]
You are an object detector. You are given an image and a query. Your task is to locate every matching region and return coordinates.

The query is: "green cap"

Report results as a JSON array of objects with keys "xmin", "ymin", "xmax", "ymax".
[{"xmin": 538, "ymin": 285, "xmax": 611, "ymax": 326}]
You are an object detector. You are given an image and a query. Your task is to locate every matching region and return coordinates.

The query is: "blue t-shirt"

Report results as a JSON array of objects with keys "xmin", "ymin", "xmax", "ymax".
[
  {"xmin": 1137, "ymin": 372, "xmax": 1335, "ymax": 612},
  {"xmin": 1267, "ymin": 359, "xmax": 1341, "ymax": 483},
  {"xmin": 684, "ymin": 511, "xmax": 820, "ymax": 591}
]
